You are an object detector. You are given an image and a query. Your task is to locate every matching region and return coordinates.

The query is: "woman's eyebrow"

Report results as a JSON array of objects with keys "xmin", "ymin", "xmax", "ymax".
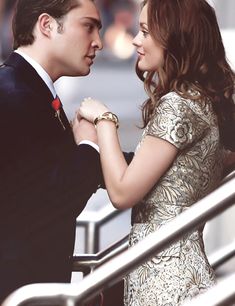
[{"xmin": 140, "ymin": 22, "xmax": 148, "ymax": 28}]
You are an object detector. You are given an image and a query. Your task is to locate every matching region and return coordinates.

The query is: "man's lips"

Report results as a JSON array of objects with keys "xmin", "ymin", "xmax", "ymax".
[
  {"xmin": 86, "ymin": 55, "xmax": 96, "ymax": 65},
  {"xmin": 86, "ymin": 55, "xmax": 96, "ymax": 60}
]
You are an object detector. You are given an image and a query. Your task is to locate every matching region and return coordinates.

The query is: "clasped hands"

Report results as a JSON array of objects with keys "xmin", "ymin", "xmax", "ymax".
[{"xmin": 72, "ymin": 97, "xmax": 108, "ymax": 145}]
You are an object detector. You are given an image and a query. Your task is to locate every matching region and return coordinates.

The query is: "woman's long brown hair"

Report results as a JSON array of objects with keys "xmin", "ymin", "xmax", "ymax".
[{"xmin": 137, "ymin": 0, "xmax": 235, "ymax": 150}]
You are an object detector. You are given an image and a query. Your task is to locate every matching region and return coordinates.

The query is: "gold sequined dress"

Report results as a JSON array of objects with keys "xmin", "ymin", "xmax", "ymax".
[{"xmin": 124, "ymin": 91, "xmax": 224, "ymax": 306}]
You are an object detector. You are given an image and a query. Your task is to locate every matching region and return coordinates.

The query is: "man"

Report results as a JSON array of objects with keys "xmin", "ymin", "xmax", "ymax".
[{"xmin": 0, "ymin": 0, "xmax": 104, "ymax": 302}]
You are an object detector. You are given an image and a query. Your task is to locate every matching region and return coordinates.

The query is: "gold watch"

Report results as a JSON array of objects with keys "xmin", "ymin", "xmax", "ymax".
[{"xmin": 94, "ymin": 112, "xmax": 119, "ymax": 128}]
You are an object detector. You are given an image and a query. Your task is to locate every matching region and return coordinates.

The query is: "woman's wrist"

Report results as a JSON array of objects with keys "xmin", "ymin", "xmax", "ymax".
[{"xmin": 94, "ymin": 111, "xmax": 119, "ymax": 129}]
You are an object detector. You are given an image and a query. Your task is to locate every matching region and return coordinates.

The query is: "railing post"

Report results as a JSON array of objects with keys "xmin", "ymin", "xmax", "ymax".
[
  {"xmin": 85, "ymin": 222, "xmax": 99, "ymax": 254},
  {"xmin": 65, "ymin": 298, "xmax": 76, "ymax": 306},
  {"xmin": 77, "ymin": 205, "xmax": 120, "ymax": 254}
]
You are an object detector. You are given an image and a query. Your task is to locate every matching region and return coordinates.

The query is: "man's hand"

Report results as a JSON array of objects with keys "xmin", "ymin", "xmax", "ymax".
[{"xmin": 72, "ymin": 115, "xmax": 98, "ymax": 145}]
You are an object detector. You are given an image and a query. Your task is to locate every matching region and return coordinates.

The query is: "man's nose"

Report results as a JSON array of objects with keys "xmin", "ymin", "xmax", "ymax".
[{"xmin": 92, "ymin": 34, "xmax": 103, "ymax": 50}]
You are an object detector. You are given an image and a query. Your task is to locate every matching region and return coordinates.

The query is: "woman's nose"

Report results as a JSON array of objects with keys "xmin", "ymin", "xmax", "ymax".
[{"xmin": 132, "ymin": 32, "xmax": 141, "ymax": 47}]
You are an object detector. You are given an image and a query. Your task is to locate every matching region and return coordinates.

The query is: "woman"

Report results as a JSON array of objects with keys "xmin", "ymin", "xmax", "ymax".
[{"xmin": 77, "ymin": 0, "xmax": 235, "ymax": 304}]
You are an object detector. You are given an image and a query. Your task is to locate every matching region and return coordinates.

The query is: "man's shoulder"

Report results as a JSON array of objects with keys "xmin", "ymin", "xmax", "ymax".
[
  {"xmin": 0, "ymin": 55, "xmax": 28, "ymax": 88},
  {"xmin": 0, "ymin": 62, "xmax": 16, "ymax": 80},
  {"xmin": 0, "ymin": 52, "xmax": 34, "ymax": 89},
  {"xmin": 0, "ymin": 66, "xmax": 34, "ymax": 105}
]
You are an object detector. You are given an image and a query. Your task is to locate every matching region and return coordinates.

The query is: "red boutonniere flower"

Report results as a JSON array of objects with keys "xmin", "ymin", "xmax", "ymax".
[{"xmin": 52, "ymin": 97, "xmax": 66, "ymax": 130}]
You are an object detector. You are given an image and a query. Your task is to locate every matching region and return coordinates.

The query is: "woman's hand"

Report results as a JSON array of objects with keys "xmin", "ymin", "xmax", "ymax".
[{"xmin": 78, "ymin": 97, "xmax": 109, "ymax": 123}]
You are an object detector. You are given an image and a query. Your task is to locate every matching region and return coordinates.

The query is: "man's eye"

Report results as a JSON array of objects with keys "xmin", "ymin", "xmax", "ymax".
[{"xmin": 85, "ymin": 24, "xmax": 94, "ymax": 32}]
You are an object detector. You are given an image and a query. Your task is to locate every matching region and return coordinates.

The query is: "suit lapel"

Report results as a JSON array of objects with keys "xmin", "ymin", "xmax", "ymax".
[{"xmin": 5, "ymin": 52, "xmax": 71, "ymax": 131}]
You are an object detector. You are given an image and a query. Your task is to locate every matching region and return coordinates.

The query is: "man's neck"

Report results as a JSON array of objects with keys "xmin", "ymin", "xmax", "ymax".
[{"xmin": 15, "ymin": 49, "xmax": 57, "ymax": 98}]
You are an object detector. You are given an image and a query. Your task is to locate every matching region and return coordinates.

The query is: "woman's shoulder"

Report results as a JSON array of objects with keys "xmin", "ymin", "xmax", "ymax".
[
  {"xmin": 158, "ymin": 90, "xmax": 215, "ymax": 119},
  {"xmin": 160, "ymin": 90, "xmax": 207, "ymax": 104}
]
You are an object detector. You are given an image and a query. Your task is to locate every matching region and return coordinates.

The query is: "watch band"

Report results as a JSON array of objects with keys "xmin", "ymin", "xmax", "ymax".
[{"xmin": 94, "ymin": 111, "xmax": 119, "ymax": 128}]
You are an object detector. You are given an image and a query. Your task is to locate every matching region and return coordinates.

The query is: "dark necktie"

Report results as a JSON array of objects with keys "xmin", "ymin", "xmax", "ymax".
[{"xmin": 51, "ymin": 96, "xmax": 66, "ymax": 130}]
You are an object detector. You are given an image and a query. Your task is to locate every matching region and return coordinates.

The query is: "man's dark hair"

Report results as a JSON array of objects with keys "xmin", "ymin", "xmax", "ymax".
[{"xmin": 12, "ymin": 0, "xmax": 82, "ymax": 49}]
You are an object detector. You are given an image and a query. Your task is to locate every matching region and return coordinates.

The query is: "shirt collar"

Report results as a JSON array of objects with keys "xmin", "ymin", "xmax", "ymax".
[{"xmin": 14, "ymin": 50, "xmax": 57, "ymax": 98}]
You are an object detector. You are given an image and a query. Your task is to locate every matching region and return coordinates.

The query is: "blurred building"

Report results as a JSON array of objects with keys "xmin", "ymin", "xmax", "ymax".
[{"xmin": 0, "ymin": 0, "xmax": 16, "ymax": 62}]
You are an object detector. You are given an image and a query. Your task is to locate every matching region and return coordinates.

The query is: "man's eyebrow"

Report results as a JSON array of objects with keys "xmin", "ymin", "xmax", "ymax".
[{"xmin": 82, "ymin": 17, "xmax": 102, "ymax": 29}]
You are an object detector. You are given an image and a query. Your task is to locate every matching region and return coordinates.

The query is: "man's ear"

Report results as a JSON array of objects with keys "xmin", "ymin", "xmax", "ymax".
[{"xmin": 37, "ymin": 13, "xmax": 54, "ymax": 37}]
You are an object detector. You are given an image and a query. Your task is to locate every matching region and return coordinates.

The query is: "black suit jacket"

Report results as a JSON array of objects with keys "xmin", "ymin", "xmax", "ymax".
[{"xmin": 0, "ymin": 52, "xmax": 103, "ymax": 301}]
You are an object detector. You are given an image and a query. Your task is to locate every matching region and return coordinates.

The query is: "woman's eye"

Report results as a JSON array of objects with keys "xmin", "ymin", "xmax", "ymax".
[{"xmin": 141, "ymin": 30, "xmax": 149, "ymax": 37}]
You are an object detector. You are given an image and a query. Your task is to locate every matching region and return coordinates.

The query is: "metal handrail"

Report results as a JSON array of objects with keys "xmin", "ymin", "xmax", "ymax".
[
  {"xmin": 73, "ymin": 171, "xmax": 235, "ymax": 273},
  {"xmin": 76, "ymin": 203, "xmax": 125, "ymax": 253},
  {"xmin": 72, "ymin": 236, "xmax": 235, "ymax": 275},
  {"xmin": 76, "ymin": 170, "xmax": 235, "ymax": 254},
  {"xmin": 182, "ymin": 272, "xmax": 235, "ymax": 306},
  {"xmin": 72, "ymin": 235, "xmax": 128, "ymax": 275},
  {"xmin": 76, "ymin": 151, "xmax": 135, "ymax": 253},
  {"xmin": 3, "ymin": 174, "xmax": 235, "ymax": 306},
  {"xmin": 208, "ymin": 240, "xmax": 235, "ymax": 270}
]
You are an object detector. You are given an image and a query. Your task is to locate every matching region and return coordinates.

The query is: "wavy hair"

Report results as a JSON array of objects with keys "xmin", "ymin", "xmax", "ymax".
[{"xmin": 137, "ymin": 0, "xmax": 235, "ymax": 150}]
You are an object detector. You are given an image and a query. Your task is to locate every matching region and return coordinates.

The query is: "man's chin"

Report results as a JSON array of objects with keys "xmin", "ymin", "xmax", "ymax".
[{"xmin": 79, "ymin": 67, "xmax": 91, "ymax": 76}]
